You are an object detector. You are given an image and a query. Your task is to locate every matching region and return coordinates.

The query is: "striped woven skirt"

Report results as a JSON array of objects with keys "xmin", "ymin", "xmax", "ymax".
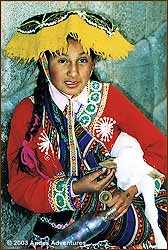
[{"xmin": 30, "ymin": 179, "xmax": 167, "ymax": 249}]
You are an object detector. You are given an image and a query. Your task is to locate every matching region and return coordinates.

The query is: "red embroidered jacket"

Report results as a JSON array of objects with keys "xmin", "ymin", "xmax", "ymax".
[{"xmin": 7, "ymin": 83, "xmax": 166, "ymax": 213}]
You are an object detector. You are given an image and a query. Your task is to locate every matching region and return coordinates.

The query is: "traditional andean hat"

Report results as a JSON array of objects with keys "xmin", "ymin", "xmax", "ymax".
[{"xmin": 5, "ymin": 10, "xmax": 134, "ymax": 63}]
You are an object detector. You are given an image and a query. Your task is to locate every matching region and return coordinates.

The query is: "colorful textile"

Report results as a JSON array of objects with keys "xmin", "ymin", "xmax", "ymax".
[
  {"xmin": 30, "ymin": 180, "xmax": 166, "ymax": 249},
  {"xmin": 44, "ymin": 85, "xmax": 111, "ymax": 178},
  {"xmin": 7, "ymin": 81, "xmax": 167, "ymax": 248},
  {"xmin": 67, "ymin": 99, "xmax": 78, "ymax": 177},
  {"xmin": 48, "ymin": 172, "xmax": 80, "ymax": 212}
]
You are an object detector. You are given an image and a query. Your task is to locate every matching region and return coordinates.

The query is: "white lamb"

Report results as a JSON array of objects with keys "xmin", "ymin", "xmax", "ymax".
[{"xmin": 109, "ymin": 132, "xmax": 166, "ymax": 249}]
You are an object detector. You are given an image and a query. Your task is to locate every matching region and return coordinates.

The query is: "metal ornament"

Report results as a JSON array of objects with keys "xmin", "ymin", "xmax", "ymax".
[
  {"xmin": 103, "ymin": 207, "xmax": 118, "ymax": 222},
  {"xmin": 99, "ymin": 190, "xmax": 112, "ymax": 204}
]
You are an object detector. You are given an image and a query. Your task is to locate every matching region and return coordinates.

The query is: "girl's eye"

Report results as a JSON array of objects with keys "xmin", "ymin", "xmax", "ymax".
[
  {"xmin": 79, "ymin": 57, "xmax": 88, "ymax": 63},
  {"xmin": 58, "ymin": 58, "xmax": 68, "ymax": 64}
]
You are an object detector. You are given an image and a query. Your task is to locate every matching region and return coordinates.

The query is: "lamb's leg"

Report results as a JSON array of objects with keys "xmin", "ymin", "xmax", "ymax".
[{"xmin": 140, "ymin": 176, "xmax": 167, "ymax": 249}]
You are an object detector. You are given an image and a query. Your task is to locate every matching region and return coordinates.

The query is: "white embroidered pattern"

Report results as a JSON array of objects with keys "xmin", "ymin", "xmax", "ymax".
[
  {"xmin": 37, "ymin": 130, "xmax": 54, "ymax": 160},
  {"xmin": 95, "ymin": 117, "xmax": 116, "ymax": 142}
]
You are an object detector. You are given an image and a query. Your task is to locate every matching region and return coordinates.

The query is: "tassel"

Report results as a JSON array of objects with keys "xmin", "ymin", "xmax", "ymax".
[{"xmin": 21, "ymin": 140, "xmax": 48, "ymax": 179}]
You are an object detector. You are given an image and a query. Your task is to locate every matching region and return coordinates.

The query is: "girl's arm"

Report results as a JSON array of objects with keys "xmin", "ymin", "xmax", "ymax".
[
  {"xmin": 7, "ymin": 98, "xmax": 80, "ymax": 213},
  {"xmin": 110, "ymin": 85, "xmax": 166, "ymax": 174}
]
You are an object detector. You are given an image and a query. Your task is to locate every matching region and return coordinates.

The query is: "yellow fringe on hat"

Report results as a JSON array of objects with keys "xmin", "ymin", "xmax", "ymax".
[{"xmin": 4, "ymin": 14, "xmax": 134, "ymax": 63}]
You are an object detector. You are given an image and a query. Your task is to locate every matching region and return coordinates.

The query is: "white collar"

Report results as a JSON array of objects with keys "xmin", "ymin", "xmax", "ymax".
[{"xmin": 49, "ymin": 81, "xmax": 88, "ymax": 114}]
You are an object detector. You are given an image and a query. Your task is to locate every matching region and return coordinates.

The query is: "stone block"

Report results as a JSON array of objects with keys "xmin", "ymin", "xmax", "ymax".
[
  {"xmin": 147, "ymin": 22, "xmax": 167, "ymax": 106},
  {"xmin": 145, "ymin": 1, "xmax": 167, "ymax": 37},
  {"xmin": 2, "ymin": 65, "xmax": 38, "ymax": 113},
  {"xmin": 1, "ymin": 202, "xmax": 33, "ymax": 249},
  {"xmin": 2, "ymin": 59, "xmax": 37, "ymax": 98},
  {"xmin": 3, "ymin": 214, "xmax": 38, "ymax": 249},
  {"xmin": 153, "ymin": 98, "xmax": 167, "ymax": 134}
]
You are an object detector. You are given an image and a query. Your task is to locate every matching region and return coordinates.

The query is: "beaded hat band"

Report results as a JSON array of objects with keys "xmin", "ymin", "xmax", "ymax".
[{"xmin": 5, "ymin": 10, "xmax": 134, "ymax": 63}]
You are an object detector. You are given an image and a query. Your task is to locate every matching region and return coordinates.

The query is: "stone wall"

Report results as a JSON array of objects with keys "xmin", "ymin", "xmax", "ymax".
[{"xmin": 1, "ymin": 1, "xmax": 167, "ymax": 249}]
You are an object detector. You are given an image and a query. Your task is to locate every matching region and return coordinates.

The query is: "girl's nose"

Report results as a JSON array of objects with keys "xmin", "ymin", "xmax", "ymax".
[{"xmin": 67, "ymin": 63, "xmax": 79, "ymax": 77}]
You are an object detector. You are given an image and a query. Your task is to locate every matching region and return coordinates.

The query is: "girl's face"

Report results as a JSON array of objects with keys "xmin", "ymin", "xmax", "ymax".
[{"xmin": 48, "ymin": 39, "xmax": 96, "ymax": 96}]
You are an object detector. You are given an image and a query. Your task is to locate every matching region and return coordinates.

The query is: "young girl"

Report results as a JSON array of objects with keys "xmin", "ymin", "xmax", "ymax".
[{"xmin": 5, "ymin": 10, "xmax": 166, "ymax": 249}]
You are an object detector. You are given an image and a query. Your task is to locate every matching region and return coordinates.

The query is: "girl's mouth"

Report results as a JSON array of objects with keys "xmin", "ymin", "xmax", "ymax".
[{"xmin": 64, "ymin": 81, "xmax": 79, "ymax": 88}]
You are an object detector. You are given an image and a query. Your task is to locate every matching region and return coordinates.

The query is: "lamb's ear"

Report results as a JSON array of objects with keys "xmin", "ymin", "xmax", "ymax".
[{"xmin": 148, "ymin": 169, "xmax": 164, "ymax": 179}]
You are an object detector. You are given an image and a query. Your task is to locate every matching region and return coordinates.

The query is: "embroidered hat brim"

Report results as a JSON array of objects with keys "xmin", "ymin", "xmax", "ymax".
[{"xmin": 4, "ymin": 10, "xmax": 134, "ymax": 63}]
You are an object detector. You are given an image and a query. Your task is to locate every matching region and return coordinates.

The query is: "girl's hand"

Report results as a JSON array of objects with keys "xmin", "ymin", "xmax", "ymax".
[
  {"xmin": 72, "ymin": 168, "xmax": 115, "ymax": 195},
  {"xmin": 106, "ymin": 185, "xmax": 138, "ymax": 220}
]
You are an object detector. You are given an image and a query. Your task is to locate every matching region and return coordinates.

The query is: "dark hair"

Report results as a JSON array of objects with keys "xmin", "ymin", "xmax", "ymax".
[
  {"xmin": 17, "ymin": 40, "xmax": 99, "ymax": 174},
  {"xmin": 17, "ymin": 61, "xmax": 47, "ymax": 174}
]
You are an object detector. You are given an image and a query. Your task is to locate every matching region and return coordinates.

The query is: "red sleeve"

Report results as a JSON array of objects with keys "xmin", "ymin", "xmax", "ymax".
[
  {"xmin": 7, "ymin": 98, "xmax": 80, "ymax": 213},
  {"xmin": 109, "ymin": 85, "xmax": 167, "ymax": 174}
]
